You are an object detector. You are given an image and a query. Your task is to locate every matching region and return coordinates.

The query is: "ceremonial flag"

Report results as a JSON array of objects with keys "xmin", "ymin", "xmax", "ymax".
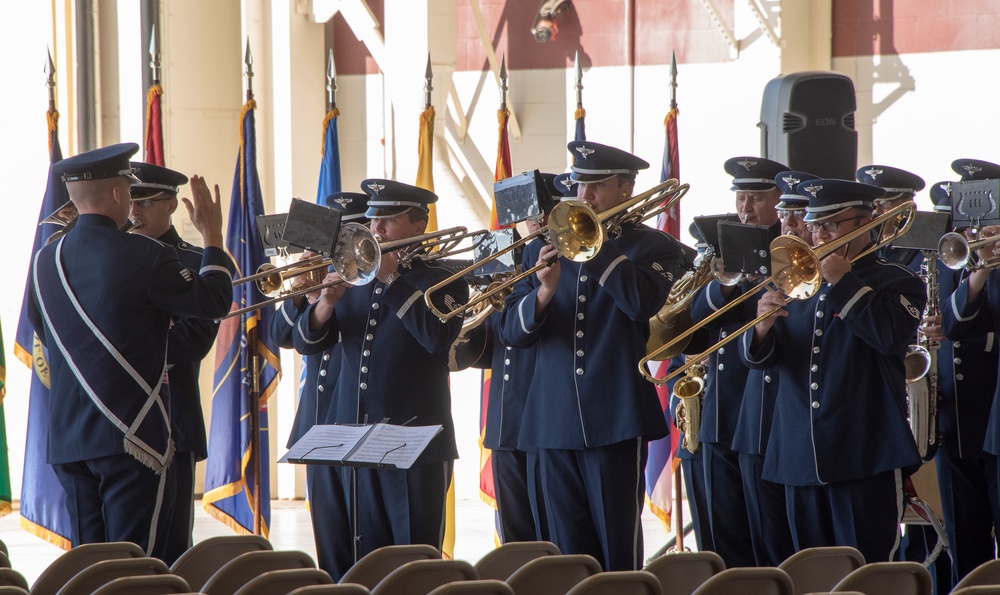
[
  {"xmin": 317, "ymin": 106, "xmax": 342, "ymax": 200},
  {"xmin": 16, "ymin": 108, "xmax": 72, "ymax": 548},
  {"xmin": 144, "ymin": 82, "xmax": 165, "ymax": 166},
  {"xmin": 203, "ymin": 100, "xmax": 282, "ymax": 535},
  {"xmin": 416, "ymin": 105, "xmax": 437, "ymax": 232},
  {"xmin": 646, "ymin": 103, "xmax": 682, "ymax": 530},
  {"xmin": 488, "ymin": 107, "xmax": 512, "ymax": 231},
  {"xmin": 574, "ymin": 106, "xmax": 586, "ymax": 142}
]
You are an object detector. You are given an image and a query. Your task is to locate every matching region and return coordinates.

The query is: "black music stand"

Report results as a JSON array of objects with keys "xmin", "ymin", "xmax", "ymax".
[
  {"xmin": 693, "ymin": 214, "xmax": 740, "ymax": 256},
  {"xmin": 281, "ymin": 198, "xmax": 342, "ymax": 255},
  {"xmin": 493, "ymin": 170, "xmax": 554, "ymax": 226},
  {"xmin": 255, "ymin": 213, "xmax": 303, "ymax": 257},
  {"xmin": 893, "ymin": 211, "xmax": 951, "ymax": 252},
  {"xmin": 951, "ymin": 179, "xmax": 1000, "ymax": 230},
  {"xmin": 717, "ymin": 220, "xmax": 780, "ymax": 277},
  {"xmin": 472, "ymin": 228, "xmax": 521, "ymax": 276}
]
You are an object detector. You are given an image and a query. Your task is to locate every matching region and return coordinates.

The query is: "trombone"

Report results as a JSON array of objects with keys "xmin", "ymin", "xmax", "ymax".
[
  {"xmin": 423, "ymin": 178, "xmax": 690, "ymax": 322},
  {"xmin": 223, "ymin": 225, "xmax": 473, "ymax": 319},
  {"xmin": 937, "ymin": 231, "xmax": 1000, "ymax": 271},
  {"xmin": 639, "ymin": 201, "xmax": 917, "ymax": 385}
]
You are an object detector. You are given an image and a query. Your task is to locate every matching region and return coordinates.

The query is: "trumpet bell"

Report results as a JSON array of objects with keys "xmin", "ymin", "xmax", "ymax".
[
  {"xmin": 255, "ymin": 264, "xmax": 283, "ymax": 296},
  {"xmin": 332, "ymin": 223, "xmax": 381, "ymax": 285},
  {"xmin": 938, "ymin": 231, "xmax": 971, "ymax": 270},
  {"xmin": 905, "ymin": 344, "xmax": 932, "ymax": 383},
  {"xmin": 771, "ymin": 235, "xmax": 821, "ymax": 300},
  {"xmin": 547, "ymin": 200, "xmax": 603, "ymax": 262}
]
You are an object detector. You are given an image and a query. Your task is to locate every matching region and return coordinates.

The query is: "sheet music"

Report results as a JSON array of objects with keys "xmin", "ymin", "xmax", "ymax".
[
  {"xmin": 278, "ymin": 424, "xmax": 371, "ymax": 464},
  {"xmin": 345, "ymin": 423, "xmax": 443, "ymax": 469}
]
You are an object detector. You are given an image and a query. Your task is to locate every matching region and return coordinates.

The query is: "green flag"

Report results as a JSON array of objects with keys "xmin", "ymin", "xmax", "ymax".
[{"xmin": 0, "ymin": 326, "xmax": 11, "ymax": 517}]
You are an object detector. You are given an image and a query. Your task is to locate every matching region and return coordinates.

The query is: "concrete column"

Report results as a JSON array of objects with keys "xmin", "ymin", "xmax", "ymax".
[{"xmin": 778, "ymin": 0, "xmax": 833, "ymax": 73}]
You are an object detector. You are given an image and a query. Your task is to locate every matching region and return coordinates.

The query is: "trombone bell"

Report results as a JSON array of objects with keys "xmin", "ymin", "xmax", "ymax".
[{"xmin": 547, "ymin": 200, "xmax": 603, "ymax": 262}]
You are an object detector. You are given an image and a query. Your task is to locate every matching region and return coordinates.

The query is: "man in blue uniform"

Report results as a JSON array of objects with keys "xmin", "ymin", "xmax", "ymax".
[
  {"xmin": 500, "ymin": 141, "xmax": 688, "ymax": 570},
  {"xmin": 687, "ymin": 156, "xmax": 787, "ymax": 568},
  {"xmin": 128, "ymin": 162, "xmax": 221, "ymax": 564},
  {"xmin": 28, "ymin": 143, "xmax": 234, "ymax": 551},
  {"xmin": 746, "ymin": 179, "xmax": 924, "ymax": 563},
  {"xmin": 269, "ymin": 192, "xmax": 369, "ymax": 575},
  {"xmin": 856, "ymin": 164, "xmax": 925, "ymax": 273},
  {"xmin": 291, "ymin": 180, "xmax": 467, "ymax": 580}
]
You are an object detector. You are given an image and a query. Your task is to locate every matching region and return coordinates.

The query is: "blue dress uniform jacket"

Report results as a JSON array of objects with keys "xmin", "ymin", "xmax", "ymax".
[
  {"xmin": 293, "ymin": 258, "xmax": 467, "ymax": 464},
  {"xmin": 30, "ymin": 215, "xmax": 235, "ymax": 466},
  {"xmin": 744, "ymin": 253, "xmax": 924, "ymax": 485},
  {"xmin": 500, "ymin": 222, "xmax": 686, "ymax": 449}
]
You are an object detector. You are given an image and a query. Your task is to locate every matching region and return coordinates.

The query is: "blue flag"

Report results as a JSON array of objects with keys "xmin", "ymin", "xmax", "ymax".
[
  {"xmin": 317, "ymin": 108, "xmax": 342, "ymax": 200},
  {"xmin": 203, "ymin": 101, "xmax": 282, "ymax": 535},
  {"xmin": 574, "ymin": 109, "xmax": 586, "ymax": 142},
  {"xmin": 16, "ymin": 112, "xmax": 72, "ymax": 548}
]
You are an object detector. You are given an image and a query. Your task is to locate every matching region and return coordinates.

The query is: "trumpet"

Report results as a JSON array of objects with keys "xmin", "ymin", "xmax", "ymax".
[
  {"xmin": 40, "ymin": 200, "xmax": 137, "ymax": 243},
  {"xmin": 222, "ymin": 225, "xmax": 473, "ymax": 319},
  {"xmin": 640, "ymin": 201, "xmax": 917, "ymax": 385},
  {"xmin": 937, "ymin": 231, "xmax": 1000, "ymax": 271},
  {"xmin": 423, "ymin": 178, "xmax": 690, "ymax": 322}
]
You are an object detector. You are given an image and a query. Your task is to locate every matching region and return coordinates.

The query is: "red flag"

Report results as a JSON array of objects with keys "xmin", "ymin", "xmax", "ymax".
[
  {"xmin": 656, "ymin": 107, "xmax": 681, "ymax": 239},
  {"xmin": 144, "ymin": 84, "xmax": 165, "ymax": 166},
  {"xmin": 489, "ymin": 107, "xmax": 512, "ymax": 231}
]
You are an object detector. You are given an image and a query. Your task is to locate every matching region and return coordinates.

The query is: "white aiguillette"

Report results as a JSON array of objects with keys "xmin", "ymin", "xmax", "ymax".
[{"xmin": 280, "ymin": 422, "xmax": 443, "ymax": 470}]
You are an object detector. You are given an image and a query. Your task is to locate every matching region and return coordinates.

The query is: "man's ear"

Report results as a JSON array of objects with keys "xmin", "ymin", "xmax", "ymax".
[{"xmin": 167, "ymin": 196, "xmax": 179, "ymax": 216}]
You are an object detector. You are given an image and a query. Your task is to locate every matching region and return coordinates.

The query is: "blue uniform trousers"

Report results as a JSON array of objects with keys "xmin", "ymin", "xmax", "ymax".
[
  {"xmin": 786, "ymin": 469, "xmax": 904, "ymax": 563},
  {"xmin": 493, "ymin": 448, "xmax": 548, "ymax": 542},
  {"xmin": 151, "ymin": 452, "xmax": 195, "ymax": 564},
  {"xmin": 702, "ymin": 442, "xmax": 754, "ymax": 567},
  {"xmin": 936, "ymin": 452, "xmax": 1000, "ymax": 583},
  {"xmin": 680, "ymin": 453, "xmax": 714, "ymax": 552},
  {"xmin": 738, "ymin": 452, "xmax": 795, "ymax": 566},
  {"xmin": 307, "ymin": 461, "xmax": 452, "ymax": 581},
  {"xmin": 537, "ymin": 439, "xmax": 646, "ymax": 571},
  {"xmin": 55, "ymin": 453, "xmax": 166, "ymax": 551}
]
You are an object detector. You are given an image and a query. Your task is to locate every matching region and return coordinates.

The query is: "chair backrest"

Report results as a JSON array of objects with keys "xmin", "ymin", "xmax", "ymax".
[
  {"xmin": 777, "ymin": 546, "xmax": 866, "ymax": 595},
  {"xmin": 644, "ymin": 551, "xmax": 726, "ymax": 595},
  {"xmin": 955, "ymin": 559, "xmax": 1000, "ymax": 590},
  {"xmin": 565, "ymin": 570, "xmax": 663, "ymax": 595},
  {"xmin": 0, "ymin": 552, "xmax": 10, "ymax": 570},
  {"xmin": 370, "ymin": 559, "xmax": 478, "ymax": 595},
  {"xmin": 90, "ymin": 574, "xmax": 193, "ymax": 595},
  {"xmin": 233, "ymin": 568, "xmax": 334, "ymax": 595},
  {"xmin": 952, "ymin": 586, "xmax": 1000, "ymax": 595},
  {"xmin": 474, "ymin": 541, "xmax": 561, "ymax": 581},
  {"xmin": 289, "ymin": 585, "xmax": 371, "ymax": 595},
  {"xmin": 428, "ymin": 579, "xmax": 515, "ymax": 595},
  {"xmin": 691, "ymin": 567, "xmax": 794, "ymax": 595},
  {"xmin": 30, "ymin": 542, "xmax": 146, "ymax": 595},
  {"xmin": 169, "ymin": 534, "xmax": 273, "ymax": 591},
  {"xmin": 0, "ymin": 569, "xmax": 27, "ymax": 591},
  {"xmin": 504, "ymin": 554, "xmax": 602, "ymax": 595},
  {"xmin": 339, "ymin": 544, "xmax": 441, "ymax": 589},
  {"xmin": 55, "ymin": 557, "xmax": 172, "ymax": 595},
  {"xmin": 200, "ymin": 550, "xmax": 316, "ymax": 595},
  {"xmin": 0, "ymin": 587, "xmax": 27, "ymax": 595},
  {"xmin": 831, "ymin": 561, "xmax": 932, "ymax": 595}
]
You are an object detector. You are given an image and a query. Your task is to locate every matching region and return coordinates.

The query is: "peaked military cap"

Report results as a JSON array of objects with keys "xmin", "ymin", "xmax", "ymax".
[
  {"xmin": 361, "ymin": 179, "xmax": 438, "ymax": 219},
  {"xmin": 799, "ymin": 179, "xmax": 885, "ymax": 222},
  {"xmin": 724, "ymin": 156, "xmax": 787, "ymax": 191},
  {"xmin": 856, "ymin": 164, "xmax": 925, "ymax": 196},
  {"xmin": 551, "ymin": 172, "xmax": 577, "ymax": 199},
  {"xmin": 929, "ymin": 181, "xmax": 954, "ymax": 213},
  {"xmin": 951, "ymin": 158, "xmax": 1000, "ymax": 181},
  {"xmin": 689, "ymin": 221, "xmax": 706, "ymax": 247},
  {"xmin": 53, "ymin": 142, "xmax": 141, "ymax": 184},
  {"xmin": 324, "ymin": 192, "xmax": 370, "ymax": 223},
  {"xmin": 567, "ymin": 141, "xmax": 649, "ymax": 184},
  {"xmin": 774, "ymin": 170, "xmax": 818, "ymax": 208},
  {"xmin": 129, "ymin": 162, "xmax": 189, "ymax": 199}
]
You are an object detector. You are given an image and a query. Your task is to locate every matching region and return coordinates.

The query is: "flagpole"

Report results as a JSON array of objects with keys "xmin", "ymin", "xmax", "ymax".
[
  {"xmin": 326, "ymin": 48, "xmax": 336, "ymax": 113},
  {"xmin": 244, "ymin": 41, "xmax": 262, "ymax": 537},
  {"xmin": 668, "ymin": 49, "xmax": 684, "ymax": 552}
]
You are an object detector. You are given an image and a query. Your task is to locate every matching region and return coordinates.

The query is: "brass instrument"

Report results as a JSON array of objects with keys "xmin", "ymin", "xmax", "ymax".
[
  {"xmin": 640, "ymin": 201, "xmax": 918, "ymax": 385},
  {"xmin": 424, "ymin": 178, "xmax": 690, "ymax": 322},
  {"xmin": 938, "ymin": 231, "xmax": 1000, "ymax": 271},
  {"xmin": 40, "ymin": 200, "xmax": 136, "ymax": 242},
  {"xmin": 673, "ymin": 357, "xmax": 706, "ymax": 454},
  {"xmin": 447, "ymin": 272, "xmax": 515, "ymax": 372},
  {"xmin": 906, "ymin": 250, "xmax": 940, "ymax": 460},
  {"xmin": 646, "ymin": 248, "xmax": 717, "ymax": 361}
]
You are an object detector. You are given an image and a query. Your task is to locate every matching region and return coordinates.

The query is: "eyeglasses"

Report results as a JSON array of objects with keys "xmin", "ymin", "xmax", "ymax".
[
  {"xmin": 776, "ymin": 208, "xmax": 805, "ymax": 220},
  {"xmin": 130, "ymin": 197, "xmax": 173, "ymax": 208},
  {"xmin": 804, "ymin": 215, "xmax": 865, "ymax": 233}
]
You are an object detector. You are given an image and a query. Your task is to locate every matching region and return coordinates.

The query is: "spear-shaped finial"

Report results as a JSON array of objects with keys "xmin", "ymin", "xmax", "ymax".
[
  {"xmin": 669, "ymin": 50, "xmax": 678, "ymax": 109},
  {"xmin": 45, "ymin": 48, "xmax": 56, "ymax": 112},
  {"xmin": 326, "ymin": 49, "xmax": 337, "ymax": 110},
  {"xmin": 574, "ymin": 51, "xmax": 583, "ymax": 109},
  {"xmin": 148, "ymin": 26, "xmax": 161, "ymax": 84},
  {"xmin": 244, "ymin": 40, "xmax": 254, "ymax": 102},
  {"xmin": 424, "ymin": 53, "xmax": 433, "ymax": 110},
  {"xmin": 499, "ymin": 54, "xmax": 508, "ymax": 108}
]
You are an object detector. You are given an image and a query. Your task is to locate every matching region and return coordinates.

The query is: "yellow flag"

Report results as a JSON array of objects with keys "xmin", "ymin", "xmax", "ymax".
[{"xmin": 416, "ymin": 106, "xmax": 437, "ymax": 233}]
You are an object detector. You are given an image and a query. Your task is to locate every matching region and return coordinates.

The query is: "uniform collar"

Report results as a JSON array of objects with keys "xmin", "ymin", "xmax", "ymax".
[
  {"xmin": 75, "ymin": 213, "xmax": 120, "ymax": 229},
  {"xmin": 157, "ymin": 225, "xmax": 183, "ymax": 245}
]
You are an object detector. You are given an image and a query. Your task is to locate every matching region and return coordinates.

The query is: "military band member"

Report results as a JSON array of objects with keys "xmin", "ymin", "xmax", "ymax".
[
  {"xmin": 268, "ymin": 192, "xmax": 369, "ymax": 575},
  {"xmin": 500, "ymin": 141, "xmax": 688, "ymax": 571},
  {"xmin": 687, "ymin": 156, "xmax": 787, "ymax": 568},
  {"xmin": 291, "ymin": 180, "xmax": 468, "ymax": 580},
  {"xmin": 856, "ymin": 165, "xmax": 925, "ymax": 273},
  {"xmin": 28, "ymin": 143, "xmax": 234, "ymax": 551},
  {"xmin": 746, "ymin": 179, "xmax": 924, "ymax": 563},
  {"xmin": 128, "ymin": 162, "xmax": 219, "ymax": 564}
]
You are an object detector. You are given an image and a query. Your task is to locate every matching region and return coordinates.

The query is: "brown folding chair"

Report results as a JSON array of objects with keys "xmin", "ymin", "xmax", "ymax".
[
  {"xmin": 644, "ymin": 551, "xmax": 726, "ymax": 595},
  {"xmin": 90, "ymin": 574, "xmax": 193, "ymax": 595},
  {"xmin": 338, "ymin": 544, "xmax": 441, "ymax": 589},
  {"xmin": 691, "ymin": 567, "xmax": 794, "ymax": 595},
  {"xmin": 369, "ymin": 559, "xmax": 478, "ymax": 595},
  {"xmin": 831, "ymin": 561, "xmax": 932, "ymax": 595},
  {"xmin": 289, "ymin": 586, "xmax": 371, "ymax": 595},
  {"xmin": 473, "ymin": 541, "xmax": 561, "ymax": 581},
  {"xmin": 0, "ymin": 587, "xmax": 27, "ymax": 595},
  {"xmin": 200, "ymin": 550, "xmax": 316, "ymax": 595},
  {"xmin": 954, "ymin": 559, "xmax": 1000, "ymax": 591},
  {"xmin": 55, "ymin": 556, "xmax": 172, "ymax": 595},
  {"xmin": 0, "ymin": 569, "xmax": 27, "ymax": 591},
  {"xmin": 565, "ymin": 570, "xmax": 662, "ymax": 595},
  {"xmin": 777, "ymin": 546, "xmax": 866, "ymax": 595},
  {"xmin": 169, "ymin": 534, "xmax": 273, "ymax": 592},
  {"xmin": 233, "ymin": 568, "xmax": 334, "ymax": 595},
  {"xmin": 428, "ymin": 579, "xmax": 515, "ymax": 595},
  {"xmin": 952, "ymin": 586, "xmax": 1000, "ymax": 595},
  {"xmin": 504, "ymin": 554, "xmax": 602, "ymax": 595},
  {"xmin": 30, "ymin": 542, "xmax": 146, "ymax": 595}
]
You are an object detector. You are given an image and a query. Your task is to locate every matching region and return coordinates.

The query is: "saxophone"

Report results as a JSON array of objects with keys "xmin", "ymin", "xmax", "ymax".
[
  {"xmin": 673, "ymin": 358, "xmax": 706, "ymax": 454},
  {"xmin": 905, "ymin": 251, "xmax": 940, "ymax": 460}
]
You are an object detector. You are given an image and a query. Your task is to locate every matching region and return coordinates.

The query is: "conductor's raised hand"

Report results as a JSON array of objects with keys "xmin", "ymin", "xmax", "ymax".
[{"xmin": 182, "ymin": 175, "xmax": 224, "ymax": 248}]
